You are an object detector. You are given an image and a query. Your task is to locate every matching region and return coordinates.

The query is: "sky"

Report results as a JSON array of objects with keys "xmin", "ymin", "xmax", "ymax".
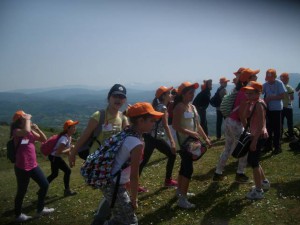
[{"xmin": 0, "ymin": 0, "xmax": 300, "ymax": 91}]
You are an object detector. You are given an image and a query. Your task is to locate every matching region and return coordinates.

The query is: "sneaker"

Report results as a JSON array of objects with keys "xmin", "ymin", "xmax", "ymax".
[
  {"xmin": 138, "ymin": 185, "xmax": 149, "ymax": 193},
  {"xmin": 15, "ymin": 213, "xmax": 32, "ymax": 222},
  {"xmin": 212, "ymin": 173, "xmax": 224, "ymax": 182},
  {"xmin": 176, "ymin": 190, "xmax": 195, "ymax": 197},
  {"xmin": 177, "ymin": 196, "xmax": 196, "ymax": 209},
  {"xmin": 262, "ymin": 180, "xmax": 270, "ymax": 190},
  {"xmin": 246, "ymin": 187, "xmax": 264, "ymax": 200},
  {"xmin": 64, "ymin": 189, "xmax": 77, "ymax": 197},
  {"xmin": 164, "ymin": 178, "xmax": 178, "ymax": 187},
  {"xmin": 37, "ymin": 207, "xmax": 55, "ymax": 216},
  {"xmin": 235, "ymin": 173, "xmax": 250, "ymax": 183}
]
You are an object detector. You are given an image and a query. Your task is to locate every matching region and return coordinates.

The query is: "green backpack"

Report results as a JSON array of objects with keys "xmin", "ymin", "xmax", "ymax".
[{"xmin": 220, "ymin": 90, "xmax": 238, "ymax": 118}]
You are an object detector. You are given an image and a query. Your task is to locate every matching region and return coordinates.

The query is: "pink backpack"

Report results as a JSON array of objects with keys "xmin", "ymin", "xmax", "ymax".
[{"xmin": 40, "ymin": 135, "xmax": 60, "ymax": 156}]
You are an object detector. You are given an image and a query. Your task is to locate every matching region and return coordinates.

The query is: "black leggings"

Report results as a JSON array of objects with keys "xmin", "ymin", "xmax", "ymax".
[
  {"xmin": 139, "ymin": 134, "xmax": 176, "ymax": 179},
  {"xmin": 47, "ymin": 155, "xmax": 71, "ymax": 190}
]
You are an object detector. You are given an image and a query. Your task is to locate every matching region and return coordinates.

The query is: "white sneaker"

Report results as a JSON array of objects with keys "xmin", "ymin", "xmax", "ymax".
[
  {"xmin": 177, "ymin": 196, "xmax": 196, "ymax": 209},
  {"xmin": 37, "ymin": 207, "xmax": 55, "ymax": 216},
  {"xmin": 262, "ymin": 180, "xmax": 270, "ymax": 190},
  {"xmin": 246, "ymin": 188, "xmax": 264, "ymax": 200},
  {"xmin": 176, "ymin": 190, "xmax": 195, "ymax": 197},
  {"xmin": 15, "ymin": 213, "xmax": 32, "ymax": 222}
]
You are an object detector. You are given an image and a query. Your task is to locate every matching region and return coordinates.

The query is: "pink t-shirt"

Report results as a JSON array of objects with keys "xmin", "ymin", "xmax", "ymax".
[
  {"xmin": 14, "ymin": 130, "xmax": 38, "ymax": 171},
  {"xmin": 229, "ymin": 90, "xmax": 247, "ymax": 121}
]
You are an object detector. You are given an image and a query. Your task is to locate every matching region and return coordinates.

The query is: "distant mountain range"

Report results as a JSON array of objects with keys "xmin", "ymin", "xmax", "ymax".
[{"xmin": 1, "ymin": 73, "xmax": 300, "ymax": 135}]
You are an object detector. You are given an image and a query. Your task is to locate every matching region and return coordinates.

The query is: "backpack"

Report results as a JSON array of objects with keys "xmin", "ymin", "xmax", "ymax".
[
  {"xmin": 210, "ymin": 87, "xmax": 224, "ymax": 107},
  {"xmin": 6, "ymin": 138, "xmax": 20, "ymax": 163},
  {"xmin": 40, "ymin": 135, "xmax": 61, "ymax": 156},
  {"xmin": 78, "ymin": 109, "xmax": 106, "ymax": 160},
  {"xmin": 220, "ymin": 90, "xmax": 238, "ymax": 118},
  {"xmin": 80, "ymin": 127, "xmax": 140, "ymax": 189}
]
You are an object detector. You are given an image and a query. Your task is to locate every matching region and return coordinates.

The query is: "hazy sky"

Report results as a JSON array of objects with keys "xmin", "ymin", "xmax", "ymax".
[{"xmin": 0, "ymin": 0, "xmax": 299, "ymax": 91}]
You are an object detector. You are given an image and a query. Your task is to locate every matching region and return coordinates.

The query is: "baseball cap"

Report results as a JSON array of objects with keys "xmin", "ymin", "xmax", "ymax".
[
  {"xmin": 241, "ymin": 81, "xmax": 263, "ymax": 93},
  {"xmin": 233, "ymin": 67, "xmax": 246, "ymax": 76},
  {"xmin": 265, "ymin": 69, "xmax": 277, "ymax": 81},
  {"xmin": 177, "ymin": 82, "xmax": 199, "ymax": 95},
  {"xmin": 219, "ymin": 77, "xmax": 230, "ymax": 83},
  {"xmin": 126, "ymin": 102, "xmax": 164, "ymax": 119},
  {"xmin": 155, "ymin": 86, "xmax": 173, "ymax": 98},
  {"xmin": 108, "ymin": 84, "xmax": 127, "ymax": 98},
  {"xmin": 239, "ymin": 68, "xmax": 260, "ymax": 82},
  {"xmin": 63, "ymin": 120, "xmax": 79, "ymax": 130},
  {"xmin": 12, "ymin": 110, "xmax": 26, "ymax": 122}
]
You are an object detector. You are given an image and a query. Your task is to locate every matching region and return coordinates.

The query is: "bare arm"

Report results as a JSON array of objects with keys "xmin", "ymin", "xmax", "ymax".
[
  {"xmin": 31, "ymin": 123, "xmax": 47, "ymax": 142},
  {"xmin": 129, "ymin": 144, "xmax": 143, "ymax": 210},
  {"xmin": 69, "ymin": 117, "xmax": 98, "ymax": 167}
]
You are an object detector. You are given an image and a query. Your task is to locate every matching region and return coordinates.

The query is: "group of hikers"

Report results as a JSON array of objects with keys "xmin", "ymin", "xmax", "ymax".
[{"xmin": 9, "ymin": 67, "xmax": 298, "ymax": 224}]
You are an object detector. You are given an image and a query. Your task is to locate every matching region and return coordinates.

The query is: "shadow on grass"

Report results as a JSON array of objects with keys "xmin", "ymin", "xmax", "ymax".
[
  {"xmin": 1, "ymin": 194, "xmax": 65, "ymax": 218},
  {"xmin": 138, "ymin": 182, "xmax": 251, "ymax": 225},
  {"xmin": 271, "ymin": 179, "xmax": 300, "ymax": 201}
]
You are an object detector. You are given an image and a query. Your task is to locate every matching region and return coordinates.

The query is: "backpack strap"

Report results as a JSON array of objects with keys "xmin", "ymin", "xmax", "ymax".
[{"xmin": 92, "ymin": 109, "xmax": 106, "ymax": 146}]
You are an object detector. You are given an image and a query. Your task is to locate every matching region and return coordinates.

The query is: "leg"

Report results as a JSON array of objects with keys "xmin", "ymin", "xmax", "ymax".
[
  {"xmin": 286, "ymin": 108, "xmax": 294, "ymax": 138},
  {"xmin": 30, "ymin": 166, "xmax": 49, "ymax": 213},
  {"xmin": 216, "ymin": 110, "xmax": 223, "ymax": 139},
  {"xmin": 14, "ymin": 167, "xmax": 30, "ymax": 217},
  {"xmin": 47, "ymin": 155, "xmax": 60, "ymax": 184},
  {"xmin": 273, "ymin": 110, "xmax": 282, "ymax": 152},
  {"xmin": 177, "ymin": 150, "xmax": 193, "ymax": 195},
  {"xmin": 155, "ymin": 139, "xmax": 176, "ymax": 180},
  {"xmin": 139, "ymin": 134, "xmax": 155, "ymax": 176}
]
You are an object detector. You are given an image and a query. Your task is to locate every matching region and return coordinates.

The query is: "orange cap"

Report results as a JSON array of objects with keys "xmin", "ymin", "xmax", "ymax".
[
  {"xmin": 177, "ymin": 81, "xmax": 199, "ymax": 95},
  {"xmin": 233, "ymin": 67, "xmax": 246, "ymax": 76},
  {"xmin": 126, "ymin": 102, "xmax": 164, "ymax": 119},
  {"xmin": 241, "ymin": 81, "xmax": 263, "ymax": 93},
  {"xmin": 239, "ymin": 68, "xmax": 260, "ymax": 82},
  {"xmin": 12, "ymin": 110, "xmax": 26, "ymax": 122},
  {"xmin": 265, "ymin": 68, "xmax": 277, "ymax": 81},
  {"xmin": 219, "ymin": 77, "xmax": 230, "ymax": 83},
  {"xmin": 63, "ymin": 120, "xmax": 79, "ymax": 130},
  {"xmin": 155, "ymin": 86, "xmax": 173, "ymax": 98}
]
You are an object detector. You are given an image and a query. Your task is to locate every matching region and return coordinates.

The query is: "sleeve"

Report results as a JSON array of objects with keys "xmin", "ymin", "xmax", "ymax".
[
  {"xmin": 278, "ymin": 81, "xmax": 287, "ymax": 94},
  {"xmin": 91, "ymin": 111, "xmax": 100, "ymax": 122}
]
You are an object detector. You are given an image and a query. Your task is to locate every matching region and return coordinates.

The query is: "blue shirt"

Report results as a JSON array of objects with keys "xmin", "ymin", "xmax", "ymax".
[{"xmin": 263, "ymin": 79, "xmax": 286, "ymax": 111}]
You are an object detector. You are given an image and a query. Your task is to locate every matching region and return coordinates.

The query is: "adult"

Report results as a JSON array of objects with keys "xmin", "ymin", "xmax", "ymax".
[
  {"xmin": 173, "ymin": 82, "xmax": 211, "ymax": 209},
  {"xmin": 263, "ymin": 69, "xmax": 286, "ymax": 154},
  {"xmin": 47, "ymin": 120, "xmax": 79, "ymax": 197},
  {"xmin": 213, "ymin": 68, "xmax": 259, "ymax": 183},
  {"xmin": 215, "ymin": 77, "xmax": 230, "ymax": 140},
  {"xmin": 280, "ymin": 73, "xmax": 296, "ymax": 141},
  {"xmin": 192, "ymin": 79, "xmax": 212, "ymax": 136},
  {"xmin": 11, "ymin": 110, "xmax": 54, "ymax": 222}
]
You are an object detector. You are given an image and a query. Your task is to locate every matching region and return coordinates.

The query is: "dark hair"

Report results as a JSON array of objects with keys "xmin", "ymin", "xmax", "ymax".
[
  {"xmin": 236, "ymin": 80, "xmax": 248, "ymax": 91},
  {"xmin": 173, "ymin": 86, "xmax": 194, "ymax": 108},
  {"xmin": 9, "ymin": 119, "xmax": 23, "ymax": 138},
  {"xmin": 59, "ymin": 130, "xmax": 68, "ymax": 136},
  {"xmin": 128, "ymin": 113, "xmax": 153, "ymax": 124}
]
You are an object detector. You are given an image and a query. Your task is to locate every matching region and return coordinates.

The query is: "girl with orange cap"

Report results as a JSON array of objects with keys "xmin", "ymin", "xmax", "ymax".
[
  {"xmin": 172, "ymin": 82, "xmax": 211, "ymax": 209},
  {"xmin": 138, "ymin": 86, "xmax": 177, "ymax": 192},
  {"xmin": 10, "ymin": 110, "xmax": 54, "ymax": 222},
  {"xmin": 46, "ymin": 120, "xmax": 79, "ymax": 197}
]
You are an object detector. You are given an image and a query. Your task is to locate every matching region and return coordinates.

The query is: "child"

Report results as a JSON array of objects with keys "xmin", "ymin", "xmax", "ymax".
[
  {"xmin": 101, "ymin": 102, "xmax": 163, "ymax": 224},
  {"xmin": 70, "ymin": 84, "xmax": 128, "ymax": 164},
  {"xmin": 138, "ymin": 86, "xmax": 177, "ymax": 192},
  {"xmin": 11, "ymin": 110, "xmax": 54, "ymax": 222},
  {"xmin": 240, "ymin": 82, "xmax": 270, "ymax": 200},
  {"xmin": 172, "ymin": 82, "xmax": 211, "ymax": 209},
  {"xmin": 47, "ymin": 120, "xmax": 79, "ymax": 196}
]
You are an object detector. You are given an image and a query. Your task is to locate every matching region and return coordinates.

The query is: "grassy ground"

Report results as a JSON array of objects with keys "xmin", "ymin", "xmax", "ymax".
[{"xmin": 0, "ymin": 125, "xmax": 300, "ymax": 225}]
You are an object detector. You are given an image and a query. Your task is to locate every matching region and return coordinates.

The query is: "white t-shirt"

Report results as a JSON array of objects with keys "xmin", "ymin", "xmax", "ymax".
[
  {"xmin": 51, "ymin": 135, "xmax": 71, "ymax": 157},
  {"xmin": 111, "ymin": 136, "xmax": 143, "ymax": 184}
]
